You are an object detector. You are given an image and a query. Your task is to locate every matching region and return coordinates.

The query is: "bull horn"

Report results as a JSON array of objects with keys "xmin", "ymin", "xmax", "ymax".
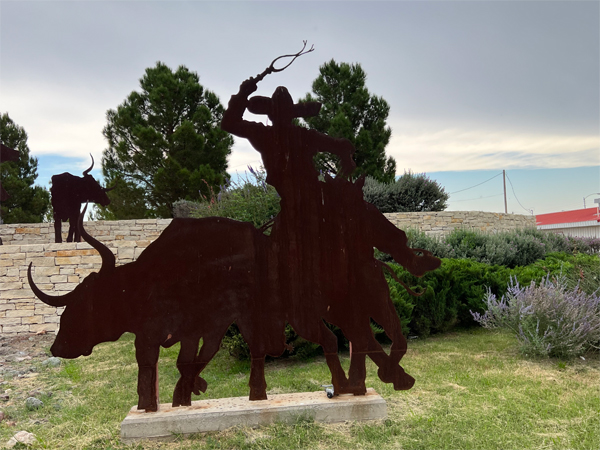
[
  {"xmin": 104, "ymin": 182, "xmax": 117, "ymax": 192},
  {"xmin": 28, "ymin": 263, "xmax": 76, "ymax": 307},
  {"xmin": 79, "ymin": 203, "xmax": 115, "ymax": 273},
  {"xmin": 83, "ymin": 154, "xmax": 94, "ymax": 176}
]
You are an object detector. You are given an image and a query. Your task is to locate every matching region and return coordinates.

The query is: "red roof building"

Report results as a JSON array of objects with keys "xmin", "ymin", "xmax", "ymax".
[{"xmin": 536, "ymin": 207, "xmax": 600, "ymax": 238}]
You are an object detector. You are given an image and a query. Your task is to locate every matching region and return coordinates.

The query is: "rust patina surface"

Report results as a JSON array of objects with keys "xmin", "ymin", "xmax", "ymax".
[{"xmin": 28, "ymin": 46, "xmax": 440, "ymax": 412}]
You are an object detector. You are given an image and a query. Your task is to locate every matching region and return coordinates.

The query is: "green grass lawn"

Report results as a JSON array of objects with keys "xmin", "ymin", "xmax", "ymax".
[{"xmin": 1, "ymin": 328, "xmax": 598, "ymax": 449}]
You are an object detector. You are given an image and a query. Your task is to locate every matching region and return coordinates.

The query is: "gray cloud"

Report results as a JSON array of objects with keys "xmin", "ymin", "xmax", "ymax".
[{"xmin": 1, "ymin": 1, "xmax": 598, "ymax": 173}]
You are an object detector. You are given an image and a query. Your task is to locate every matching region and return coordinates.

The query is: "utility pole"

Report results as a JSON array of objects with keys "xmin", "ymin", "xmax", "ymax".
[{"xmin": 503, "ymin": 170, "xmax": 508, "ymax": 214}]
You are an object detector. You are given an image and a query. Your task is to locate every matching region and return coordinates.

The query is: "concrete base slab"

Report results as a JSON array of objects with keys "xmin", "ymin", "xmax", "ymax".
[{"xmin": 121, "ymin": 388, "xmax": 387, "ymax": 443}]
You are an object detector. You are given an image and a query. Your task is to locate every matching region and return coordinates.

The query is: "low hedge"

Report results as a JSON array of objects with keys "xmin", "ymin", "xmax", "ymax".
[{"xmin": 385, "ymin": 252, "xmax": 599, "ymax": 337}]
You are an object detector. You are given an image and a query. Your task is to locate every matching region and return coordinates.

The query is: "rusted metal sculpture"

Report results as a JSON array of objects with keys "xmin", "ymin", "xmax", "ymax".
[
  {"xmin": 50, "ymin": 155, "xmax": 114, "ymax": 243},
  {"xmin": 218, "ymin": 45, "xmax": 440, "ymax": 400},
  {"xmin": 28, "ymin": 44, "xmax": 441, "ymax": 413},
  {"xmin": 0, "ymin": 143, "xmax": 20, "ymax": 202}
]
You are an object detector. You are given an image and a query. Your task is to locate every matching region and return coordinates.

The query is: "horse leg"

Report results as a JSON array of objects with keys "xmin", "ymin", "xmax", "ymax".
[
  {"xmin": 342, "ymin": 314, "xmax": 413, "ymax": 393},
  {"xmin": 358, "ymin": 330, "xmax": 414, "ymax": 391},
  {"xmin": 172, "ymin": 336, "xmax": 201, "ymax": 407},
  {"xmin": 249, "ymin": 355, "xmax": 268, "ymax": 400},
  {"xmin": 346, "ymin": 343, "xmax": 367, "ymax": 395},
  {"xmin": 290, "ymin": 319, "xmax": 358, "ymax": 396},
  {"xmin": 134, "ymin": 336, "xmax": 160, "ymax": 412}
]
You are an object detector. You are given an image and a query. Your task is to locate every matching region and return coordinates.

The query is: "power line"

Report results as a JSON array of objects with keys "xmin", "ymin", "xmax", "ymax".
[
  {"xmin": 452, "ymin": 193, "xmax": 504, "ymax": 202},
  {"xmin": 505, "ymin": 172, "xmax": 532, "ymax": 214},
  {"xmin": 450, "ymin": 172, "xmax": 503, "ymax": 195}
]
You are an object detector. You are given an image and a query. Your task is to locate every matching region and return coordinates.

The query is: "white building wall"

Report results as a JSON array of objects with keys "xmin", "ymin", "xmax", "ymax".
[{"xmin": 538, "ymin": 222, "xmax": 600, "ymax": 238}]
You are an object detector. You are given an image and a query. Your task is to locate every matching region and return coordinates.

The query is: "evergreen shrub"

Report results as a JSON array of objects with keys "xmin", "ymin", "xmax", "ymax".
[
  {"xmin": 383, "ymin": 253, "xmax": 597, "ymax": 337},
  {"xmin": 362, "ymin": 173, "xmax": 448, "ymax": 213}
]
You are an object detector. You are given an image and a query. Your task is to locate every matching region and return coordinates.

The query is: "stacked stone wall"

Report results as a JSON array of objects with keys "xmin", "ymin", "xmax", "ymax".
[
  {"xmin": 0, "ymin": 211, "xmax": 535, "ymax": 335},
  {"xmin": 0, "ymin": 240, "xmax": 153, "ymax": 335},
  {"xmin": 0, "ymin": 219, "xmax": 172, "ymax": 246},
  {"xmin": 385, "ymin": 211, "xmax": 536, "ymax": 235}
]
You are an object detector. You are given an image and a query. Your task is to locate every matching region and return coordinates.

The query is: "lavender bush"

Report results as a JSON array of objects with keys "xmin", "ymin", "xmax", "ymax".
[{"xmin": 472, "ymin": 275, "xmax": 600, "ymax": 358}]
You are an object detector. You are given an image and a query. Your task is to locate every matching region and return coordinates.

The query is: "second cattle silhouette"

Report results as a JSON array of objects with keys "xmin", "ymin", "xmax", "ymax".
[{"xmin": 50, "ymin": 155, "xmax": 114, "ymax": 243}]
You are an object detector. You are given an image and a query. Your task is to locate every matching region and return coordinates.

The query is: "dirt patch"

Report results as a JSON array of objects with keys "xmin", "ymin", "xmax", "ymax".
[{"xmin": 0, "ymin": 332, "xmax": 57, "ymax": 417}]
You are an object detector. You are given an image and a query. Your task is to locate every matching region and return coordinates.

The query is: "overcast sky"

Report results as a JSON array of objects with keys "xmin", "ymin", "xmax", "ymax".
[{"xmin": 1, "ymin": 0, "xmax": 598, "ymax": 215}]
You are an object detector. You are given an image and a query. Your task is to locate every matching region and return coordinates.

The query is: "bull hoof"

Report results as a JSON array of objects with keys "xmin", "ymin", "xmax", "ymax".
[
  {"xmin": 137, "ymin": 396, "xmax": 158, "ymax": 412},
  {"xmin": 138, "ymin": 401, "xmax": 158, "ymax": 412},
  {"xmin": 172, "ymin": 391, "xmax": 192, "ymax": 408}
]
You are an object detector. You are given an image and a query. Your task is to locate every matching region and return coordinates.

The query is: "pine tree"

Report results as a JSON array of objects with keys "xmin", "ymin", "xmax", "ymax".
[
  {"xmin": 300, "ymin": 60, "xmax": 396, "ymax": 183},
  {"xmin": 101, "ymin": 62, "xmax": 233, "ymax": 219},
  {"xmin": 0, "ymin": 113, "xmax": 50, "ymax": 223}
]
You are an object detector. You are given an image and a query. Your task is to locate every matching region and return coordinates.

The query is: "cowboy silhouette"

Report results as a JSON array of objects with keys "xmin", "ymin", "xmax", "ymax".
[{"xmin": 221, "ymin": 71, "xmax": 440, "ymax": 394}]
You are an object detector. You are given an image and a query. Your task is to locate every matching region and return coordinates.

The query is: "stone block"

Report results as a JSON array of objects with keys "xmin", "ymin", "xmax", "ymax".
[
  {"xmin": 0, "ymin": 246, "xmax": 22, "ymax": 254},
  {"xmin": 15, "ymin": 227, "xmax": 41, "ymax": 234},
  {"xmin": 54, "ymin": 283, "xmax": 79, "ymax": 291},
  {"xmin": 1, "ymin": 316, "xmax": 23, "ymax": 325},
  {"xmin": 50, "ymin": 275, "xmax": 68, "ymax": 283},
  {"xmin": 2, "ymin": 324, "xmax": 30, "ymax": 333},
  {"xmin": 0, "ymin": 290, "xmax": 31, "ymax": 300},
  {"xmin": 26, "ymin": 257, "xmax": 56, "ymax": 267},
  {"xmin": 1, "ymin": 252, "xmax": 25, "ymax": 260},
  {"xmin": 45, "ymin": 243, "xmax": 73, "ymax": 251},
  {"xmin": 80, "ymin": 256, "xmax": 102, "ymax": 264},
  {"xmin": 55, "ymin": 256, "xmax": 82, "ymax": 265},
  {"xmin": 22, "ymin": 315, "xmax": 43, "ymax": 324},
  {"xmin": 118, "ymin": 248, "xmax": 135, "ymax": 259},
  {"xmin": 114, "ymin": 240, "xmax": 137, "ymax": 248},
  {"xmin": 23, "ymin": 244, "xmax": 47, "ymax": 252},
  {"xmin": 32, "ymin": 266, "xmax": 60, "ymax": 277},
  {"xmin": 121, "ymin": 388, "xmax": 386, "ymax": 443},
  {"xmin": 56, "ymin": 249, "xmax": 97, "ymax": 257},
  {"xmin": 34, "ymin": 306, "xmax": 57, "ymax": 315},
  {"xmin": 44, "ymin": 315, "xmax": 61, "ymax": 323},
  {"xmin": 0, "ymin": 260, "xmax": 14, "ymax": 267},
  {"xmin": 5, "ymin": 309, "xmax": 34, "ymax": 318},
  {"xmin": 0, "ymin": 282, "xmax": 22, "ymax": 291},
  {"xmin": 14, "ymin": 302, "xmax": 34, "ymax": 310}
]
